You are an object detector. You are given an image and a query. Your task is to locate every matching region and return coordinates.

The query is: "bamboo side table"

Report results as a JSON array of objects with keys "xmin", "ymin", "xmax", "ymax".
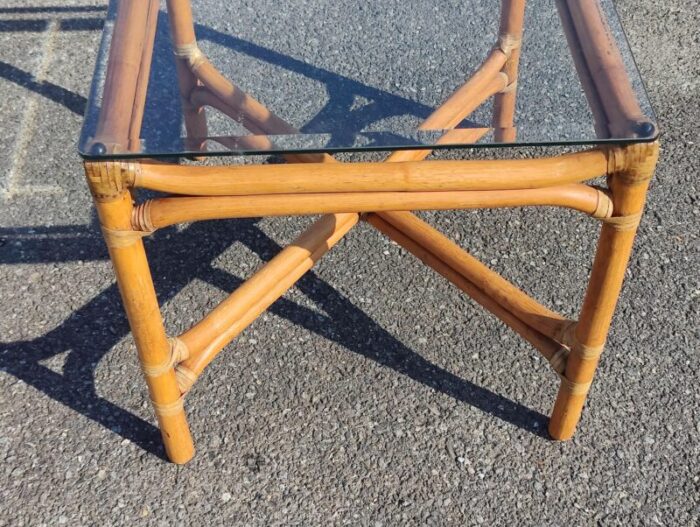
[{"xmin": 79, "ymin": 0, "xmax": 659, "ymax": 464}]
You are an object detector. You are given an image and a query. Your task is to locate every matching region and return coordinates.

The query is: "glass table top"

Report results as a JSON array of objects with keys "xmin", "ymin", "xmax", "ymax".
[{"xmin": 79, "ymin": 0, "xmax": 658, "ymax": 160}]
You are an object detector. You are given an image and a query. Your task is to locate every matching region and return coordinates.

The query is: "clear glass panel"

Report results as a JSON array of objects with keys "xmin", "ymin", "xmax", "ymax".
[{"xmin": 79, "ymin": 0, "xmax": 658, "ymax": 159}]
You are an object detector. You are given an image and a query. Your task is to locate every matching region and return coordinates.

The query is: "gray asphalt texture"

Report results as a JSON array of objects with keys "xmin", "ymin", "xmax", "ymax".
[{"xmin": 1, "ymin": 0, "xmax": 698, "ymax": 525}]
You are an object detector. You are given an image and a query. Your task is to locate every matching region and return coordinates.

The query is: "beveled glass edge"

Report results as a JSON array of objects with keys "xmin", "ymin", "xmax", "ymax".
[{"xmin": 78, "ymin": 130, "xmax": 660, "ymax": 161}]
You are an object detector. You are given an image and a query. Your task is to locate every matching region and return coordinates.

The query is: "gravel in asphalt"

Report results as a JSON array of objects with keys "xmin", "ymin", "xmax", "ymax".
[{"xmin": 0, "ymin": 0, "xmax": 698, "ymax": 525}]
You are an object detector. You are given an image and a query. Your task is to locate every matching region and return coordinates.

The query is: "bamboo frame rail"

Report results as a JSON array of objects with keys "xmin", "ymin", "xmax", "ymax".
[
  {"xmin": 137, "ymin": 185, "xmax": 611, "ymax": 228},
  {"xmin": 83, "ymin": 0, "xmax": 660, "ymax": 464},
  {"xmin": 135, "ymin": 150, "xmax": 610, "ymax": 196},
  {"xmin": 556, "ymin": 0, "xmax": 610, "ymax": 139}
]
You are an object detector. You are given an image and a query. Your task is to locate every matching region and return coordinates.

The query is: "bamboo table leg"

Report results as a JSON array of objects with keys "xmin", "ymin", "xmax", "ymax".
[
  {"xmin": 549, "ymin": 142, "xmax": 659, "ymax": 439},
  {"xmin": 85, "ymin": 163, "xmax": 195, "ymax": 463}
]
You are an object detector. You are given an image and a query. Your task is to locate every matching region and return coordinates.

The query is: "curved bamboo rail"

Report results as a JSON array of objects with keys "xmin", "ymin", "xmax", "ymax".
[
  {"xmin": 137, "ymin": 185, "xmax": 611, "ymax": 229},
  {"xmin": 136, "ymin": 149, "xmax": 609, "ymax": 196}
]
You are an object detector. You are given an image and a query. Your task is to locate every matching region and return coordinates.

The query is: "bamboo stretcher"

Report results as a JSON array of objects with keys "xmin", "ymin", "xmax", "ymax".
[{"xmin": 84, "ymin": 0, "xmax": 659, "ymax": 463}]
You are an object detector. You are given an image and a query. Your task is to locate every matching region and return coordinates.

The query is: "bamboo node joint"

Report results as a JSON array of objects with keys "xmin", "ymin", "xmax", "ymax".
[
  {"xmin": 101, "ymin": 226, "xmax": 155, "ymax": 249},
  {"xmin": 558, "ymin": 375, "xmax": 593, "ymax": 396},
  {"xmin": 140, "ymin": 337, "xmax": 190, "ymax": 378},
  {"xmin": 599, "ymin": 211, "xmax": 643, "ymax": 232},
  {"xmin": 174, "ymin": 41, "xmax": 206, "ymax": 71},
  {"xmin": 497, "ymin": 35, "xmax": 522, "ymax": 56},
  {"xmin": 592, "ymin": 187, "xmax": 614, "ymax": 219},
  {"xmin": 151, "ymin": 396, "xmax": 185, "ymax": 417},
  {"xmin": 175, "ymin": 365, "xmax": 199, "ymax": 394},
  {"xmin": 132, "ymin": 200, "xmax": 156, "ymax": 233}
]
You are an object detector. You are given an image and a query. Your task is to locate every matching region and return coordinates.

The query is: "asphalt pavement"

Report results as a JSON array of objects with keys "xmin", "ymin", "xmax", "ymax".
[{"xmin": 0, "ymin": 0, "xmax": 698, "ymax": 525}]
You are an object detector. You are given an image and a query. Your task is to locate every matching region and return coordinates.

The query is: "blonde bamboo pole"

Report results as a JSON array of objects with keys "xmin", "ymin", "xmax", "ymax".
[
  {"xmin": 565, "ymin": 0, "xmax": 648, "ymax": 136},
  {"xmin": 493, "ymin": 0, "xmax": 526, "ymax": 142},
  {"xmin": 419, "ymin": 50, "xmax": 508, "ymax": 130},
  {"xmin": 384, "ymin": 128, "xmax": 490, "ymax": 163},
  {"xmin": 549, "ymin": 142, "xmax": 659, "ymax": 439},
  {"xmin": 93, "ymin": 0, "xmax": 153, "ymax": 152},
  {"xmin": 165, "ymin": 0, "xmax": 197, "ymax": 44},
  {"xmin": 366, "ymin": 214, "xmax": 561, "ymax": 360},
  {"xmin": 555, "ymin": 0, "xmax": 610, "ymax": 138},
  {"xmin": 189, "ymin": 61, "xmax": 303, "ymax": 136},
  {"xmin": 178, "ymin": 213, "xmax": 359, "ymax": 373},
  {"xmin": 127, "ymin": 0, "xmax": 159, "ymax": 152},
  {"xmin": 375, "ymin": 210, "xmax": 572, "ymax": 342},
  {"xmin": 187, "ymin": 89, "xmax": 333, "ymax": 163},
  {"xmin": 135, "ymin": 149, "xmax": 609, "ymax": 195},
  {"xmin": 165, "ymin": 0, "xmax": 209, "ymax": 150},
  {"xmin": 91, "ymin": 188, "xmax": 194, "ymax": 464},
  {"xmin": 140, "ymin": 185, "xmax": 610, "ymax": 228},
  {"xmin": 178, "ymin": 219, "xmax": 356, "ymax": 385}
]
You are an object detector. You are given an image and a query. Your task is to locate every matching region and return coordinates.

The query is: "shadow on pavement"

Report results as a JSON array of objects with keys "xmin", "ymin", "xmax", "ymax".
[{"xmin": 0, "ymin": 4, "xmax": 548, "ymax": 461}]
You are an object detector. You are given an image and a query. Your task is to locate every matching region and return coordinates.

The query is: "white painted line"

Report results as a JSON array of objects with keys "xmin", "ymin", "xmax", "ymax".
[{"xmin": 1, "ymin": 20, "xmax": 60, "ymax": 200}]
